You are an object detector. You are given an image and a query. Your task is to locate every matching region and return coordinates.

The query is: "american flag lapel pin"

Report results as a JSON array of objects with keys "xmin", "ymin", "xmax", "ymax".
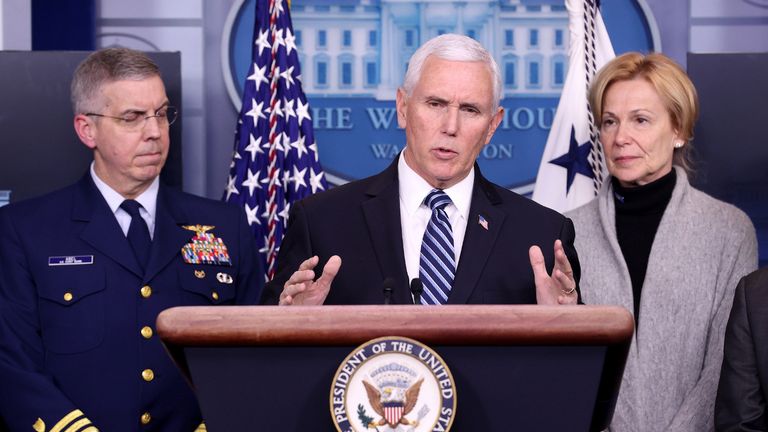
[{"xmin": 478, "ymin": 215, "xmax": 489, "ymax": 231}]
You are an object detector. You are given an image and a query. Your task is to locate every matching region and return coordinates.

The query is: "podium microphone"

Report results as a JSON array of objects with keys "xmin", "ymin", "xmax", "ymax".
[
  {"xmin": 410, "ymin": 278, "xmax": 423, "ymax": 305},
  {"xmin": 382, "ymin": 277, "xmax": 394, "ymax": 305}
]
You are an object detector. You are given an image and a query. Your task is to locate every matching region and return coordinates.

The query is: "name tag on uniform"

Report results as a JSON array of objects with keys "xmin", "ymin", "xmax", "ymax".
[{"xmin": 48, "ymin": 255, "xmax": 94, "ymax": 266}]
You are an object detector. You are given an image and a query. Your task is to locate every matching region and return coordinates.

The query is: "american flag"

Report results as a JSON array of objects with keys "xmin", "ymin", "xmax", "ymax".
[{"xmin": 224, "ymin": 0, "xmax": 327, "ymax": 282}]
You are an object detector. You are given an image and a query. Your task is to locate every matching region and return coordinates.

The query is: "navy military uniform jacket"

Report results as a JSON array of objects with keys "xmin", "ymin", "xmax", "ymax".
[{"xmin": 0, "ymin": 174, "xmax": 262, "ymax": 431}]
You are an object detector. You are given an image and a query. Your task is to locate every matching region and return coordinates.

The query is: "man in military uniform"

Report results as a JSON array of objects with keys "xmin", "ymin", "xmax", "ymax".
[{"xmin": 0, "ymin": 48, "xmax": 262, "ymax": 431}]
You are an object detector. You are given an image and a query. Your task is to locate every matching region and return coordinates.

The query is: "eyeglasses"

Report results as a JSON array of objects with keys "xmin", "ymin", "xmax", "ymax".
[{"xmin": 85, "ymin": 106, "xmax": 178, "ymax": 131}]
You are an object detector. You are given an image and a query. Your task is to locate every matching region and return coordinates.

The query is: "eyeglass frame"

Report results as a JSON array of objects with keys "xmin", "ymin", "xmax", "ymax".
[{"xmin": 83, "ymin": 106, "xmax": 179, "ymax": 131}]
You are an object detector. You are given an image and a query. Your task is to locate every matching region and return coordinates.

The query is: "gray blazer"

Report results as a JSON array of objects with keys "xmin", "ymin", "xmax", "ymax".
[{"xmin": 567, "ymin": 167, "xmax": 757, "ymax": 432}]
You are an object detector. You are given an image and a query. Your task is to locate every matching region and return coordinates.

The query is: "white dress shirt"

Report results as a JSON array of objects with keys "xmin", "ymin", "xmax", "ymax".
[
  {"xmin": 90, "ymin": 162, "xmax": 159, "ymax": 239},
  {"xmin": 398, "ymin": 151, "xmax": 474, "ymax": 284}
]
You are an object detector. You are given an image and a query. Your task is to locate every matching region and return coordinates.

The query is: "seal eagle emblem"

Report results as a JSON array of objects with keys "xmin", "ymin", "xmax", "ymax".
[{"xmin": 330, "ymin": 336, "xmax": 457, "ymax": 431}]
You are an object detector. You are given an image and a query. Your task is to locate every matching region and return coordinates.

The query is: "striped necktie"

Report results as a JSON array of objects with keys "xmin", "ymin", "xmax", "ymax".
[{"xmin": 419, "ymin": 189, "xmax": 455, "ymax": 305}]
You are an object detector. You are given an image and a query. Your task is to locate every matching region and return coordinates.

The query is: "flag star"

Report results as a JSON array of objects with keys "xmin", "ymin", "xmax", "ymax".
[
  {"xmin": 255, "ymin": 29, "xmax": 271, "ymax": 56},
  {"xmin": 284, "ymin": 28, "xmax": 297, "ymax": 55},
  {"xmin": 244, "ymin": 203, "xmax": 261, "ymax": 226},
  {"xmin": 272, "ymin": 136, "xmax": 285, "ymax": 154},
  {"xmin": 280, "ymin": 66, "xmax": 295, "ymax": 89},
  {"xmin": 273, "ymin": 28, "xmax": 286, "ymax": 50},
  {"xmin": 281, "ymin": 133, "xmax": 292, "ymax": 156},
  {"xmin": 279, "ymin": 202, "xmax": 291, "ymax": 225},
  {"xmin": 291, "ymin": 135, "xmax": 308, "ymax": 159},
  {"xmin": 272, "ymin": 98, "xmax": 284, "ymax": 118},
  {"xmin": 283, "ymin": 168, "xmax": 293, "ymax": 190},
  {"xmin": 548, "ymin": 125, "xmax": 595, "ymax": 193},
  {"xmin": 292, "ymin": 166, "xmax": 308, "ymax": 192},
  {"xmin": 274, "ymin": 0, "xmax": 286, "ymax": 18},
  {"xmin": 259, "ymin": 238, "xmax": 269, "ymax": 254},
  {"xmin": 241, "ymin": 169, "xmax": 262, "ymax": 196},
  {"xmin": 309, "ymin": 167, "xmax": 326, "ymax": 193},
  {"xmin": 268, "ymin": 167, "xmax": 283, "ymax": 188},
  {"xmin": 229, "ymin": 150, "xmax": 241, "ymax": 168},
  {"xmin": 247, "ymin": 63, "xmax": 270, "ymax": 92},
  {"xmin": 224, "ymin": 175, "xmax": 240, "ymax": 200},
  {"xmin": 296, "ymin": 99, "xmax": 312, "ymax": 125},
  {"xmin": 309, "ymin": 141, "xmax": 320, "ymax": 162},
  {"xmin": 283, "ymin": 98, "xmax": 296, "ymax": 120},
  {"xmin": 245, "ymin": 98, "xmax": 268, "ymax": 126},
  {"xmin": 245, "ymin": 134, "xmax": 264, "ymax": 161}
]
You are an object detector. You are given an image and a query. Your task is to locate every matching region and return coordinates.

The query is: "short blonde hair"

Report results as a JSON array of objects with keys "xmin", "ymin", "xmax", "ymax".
[{"xmin": 589, "ymin": 52, "xmax": 699, "ymax": 173}]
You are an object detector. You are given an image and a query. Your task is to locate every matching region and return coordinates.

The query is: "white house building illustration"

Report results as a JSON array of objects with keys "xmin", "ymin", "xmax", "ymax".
[{"xmin": 290, "ymin": 0, "xmax": 569, "ymax": 99}]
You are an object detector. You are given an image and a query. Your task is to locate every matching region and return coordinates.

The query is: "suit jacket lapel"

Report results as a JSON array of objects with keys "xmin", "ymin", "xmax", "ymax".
[
  {"xmin": 144, "ymin": 186, "xmax": 191, "ymax": 282},
  {"xmin": 74, "ymin": 174, "xmax": 144, "ymax": 278},
  {"xmin": 448, "ymin": 169, "xmax": 505, "ymax": 304},
  {"xmin": 361, "ymin": 159, "xmax": 411, "ymax": 304}
]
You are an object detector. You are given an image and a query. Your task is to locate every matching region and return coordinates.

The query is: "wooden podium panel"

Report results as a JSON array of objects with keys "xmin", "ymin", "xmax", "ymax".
[{"xmin": 158, "ymin": 305, "xmax": 633, "ymax": 431}]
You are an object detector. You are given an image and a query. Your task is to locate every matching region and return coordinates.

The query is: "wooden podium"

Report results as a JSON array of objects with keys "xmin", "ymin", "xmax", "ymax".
[{"xmin": 157, "ymin": 305, "xmax": 633, "ymax": 431}]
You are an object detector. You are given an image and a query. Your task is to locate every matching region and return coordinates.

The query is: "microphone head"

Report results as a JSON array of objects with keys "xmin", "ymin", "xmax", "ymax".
[
  {"xmin": 410, "ymin": 278, "xmax": 423, "ymax": 294},
  {"xmin": 382, "ymin": 277, "xmax": 395, "ymax": 305},
  {"xmin": 382, "ymin": 277, "xmax": 395, "ymax": 293},
  {"xmin": 410, "ymin": 278, "xmax": 423, "ymax": 305}
]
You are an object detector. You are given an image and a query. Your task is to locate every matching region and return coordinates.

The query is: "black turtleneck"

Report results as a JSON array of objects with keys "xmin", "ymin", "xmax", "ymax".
[{"xmin": 613, "ymin": 169, "xmax": 676, "ymax": 324}]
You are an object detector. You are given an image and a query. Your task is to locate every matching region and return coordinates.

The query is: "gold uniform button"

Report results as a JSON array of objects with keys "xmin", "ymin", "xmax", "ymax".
[
  {"xmin": 140, "ymin": 285, "xmax": 152, "ymax": 298},
  {"xmin": 63, "ymin": 292, "xmax": 73, "ymax": 302},
  {"xmin": 211, "ymin": 291, "xmax": 219, "ymax": 301},
  {"xmin": 140, "ymin": 326, "xmax": 153, "ymax": 339},
  {"xmin": 142, "ymin": 369, "xmax": 155, "ymax": 382},
  {"xmin": 140, "ymin": 412, "xmax": 151, "ymax": 425}
]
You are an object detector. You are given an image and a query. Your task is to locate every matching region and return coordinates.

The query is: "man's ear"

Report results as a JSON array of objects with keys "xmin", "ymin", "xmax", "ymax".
[
  {"xmin": 484, "ymin": 106, "xmax": 505, "ymax": 144},
  {"xmin": 395, "ymin": 87, "xmax": 408, "ymax": 129},
  {"xmin": 74, "ymin": 114, "xmax": 97, "ymax": 149}
]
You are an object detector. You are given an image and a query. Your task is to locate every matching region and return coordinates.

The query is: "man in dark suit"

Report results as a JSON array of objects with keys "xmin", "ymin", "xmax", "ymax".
[
  {"xmin": 0, "ymin": 48, "xmax": 261, "ymax": 431},
  {"xmin": 716, "ymin": 267, "xmax": 768, "ymax": 431},
  {"xmin": 261, "ymin": 34, "xmax": 579, "ymax": 306}
]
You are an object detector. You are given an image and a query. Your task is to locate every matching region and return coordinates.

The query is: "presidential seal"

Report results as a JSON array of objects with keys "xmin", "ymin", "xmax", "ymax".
[{"xmin": 330, "ymin": 336, "xmax": 456, "ymax": 432}]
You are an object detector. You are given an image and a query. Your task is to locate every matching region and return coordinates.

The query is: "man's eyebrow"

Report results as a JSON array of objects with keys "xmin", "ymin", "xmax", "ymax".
[
  {"xmin": 459, "ymin": 102, "xmax": 481, "ymax": 111},
  {"xmin": 423, "ymin": 95, "xmax": 449, "ymax": 104},
  {"xmin": 117, "ymin": 101, "xmax": 170, "ymax": 116},
  {"xmin": 118, "ymin": 108, "xmax": 147, "ymax": 116}
]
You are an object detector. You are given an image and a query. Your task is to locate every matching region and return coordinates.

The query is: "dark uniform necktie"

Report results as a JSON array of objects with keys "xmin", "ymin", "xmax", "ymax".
[
  {"xmin": 120, "ymin": 200, "xmax": 151, "ymax": 271},
  {"xmin": 419, "ymin": 189, "xmax": 455, "ymax": 305}
]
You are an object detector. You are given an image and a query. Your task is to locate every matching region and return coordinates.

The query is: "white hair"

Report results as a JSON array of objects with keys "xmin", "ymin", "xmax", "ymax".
[{"xmin": 402, "ymin": 33, "xmax": 503, "ymax": 110}]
